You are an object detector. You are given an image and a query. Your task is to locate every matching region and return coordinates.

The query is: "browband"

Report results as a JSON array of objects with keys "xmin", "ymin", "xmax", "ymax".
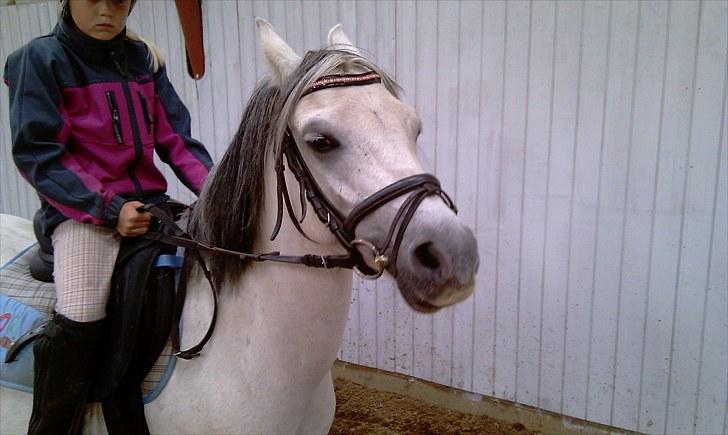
[{"xmin": 302, "ymin": 71, "xmax": 381, "ymax": 97}]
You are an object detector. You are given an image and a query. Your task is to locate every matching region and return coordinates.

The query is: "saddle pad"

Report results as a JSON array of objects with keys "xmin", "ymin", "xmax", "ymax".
[
  {"xmin": 0, "ymin": 245, "xmax": 176, "ymax": 402},
  {"xmin": 1, "ymin": 245, "xmax": 55, "ymax": 316}
]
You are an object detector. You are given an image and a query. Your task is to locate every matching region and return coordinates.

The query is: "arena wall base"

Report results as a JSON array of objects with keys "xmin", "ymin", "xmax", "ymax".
[{"xmin": 332, "ymin": 361, "xmax": 637, "ymax": 435}]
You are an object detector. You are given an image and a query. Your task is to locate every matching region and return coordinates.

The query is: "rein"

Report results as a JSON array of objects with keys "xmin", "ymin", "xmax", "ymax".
[{"xmin": 144, "ymin": 71, "xmax": 457, "ymax": 359}]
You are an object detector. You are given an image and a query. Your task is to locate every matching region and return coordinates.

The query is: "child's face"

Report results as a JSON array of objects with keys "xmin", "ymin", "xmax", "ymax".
[{"xmin": 69, "ymin": 0, "xmax": 132, "ymax": 41}]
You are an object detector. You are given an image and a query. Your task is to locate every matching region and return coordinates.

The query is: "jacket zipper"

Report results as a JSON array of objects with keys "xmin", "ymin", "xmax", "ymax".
[
  {"xmin": 137, "ymin": 91, "xmax": 153, "ymax": 135},
  {"xmin": 105, "ymin": 91, "xmax": 123, "ymax": 144},
  {"xmin": 111, "ymin": 50, "xmax": 144, "ymax": 199}
]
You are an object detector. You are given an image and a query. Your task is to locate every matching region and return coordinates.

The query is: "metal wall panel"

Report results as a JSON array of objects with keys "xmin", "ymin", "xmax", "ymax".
[{"xmin": 1, "ymin": 1, "xmax": 725, "ymax": 433}]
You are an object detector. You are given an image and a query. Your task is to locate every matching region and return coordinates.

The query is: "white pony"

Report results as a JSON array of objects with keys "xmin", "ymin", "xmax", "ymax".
[{"xmin": 1, "ymin": 20, "xmax": 478, "ymax": 434}]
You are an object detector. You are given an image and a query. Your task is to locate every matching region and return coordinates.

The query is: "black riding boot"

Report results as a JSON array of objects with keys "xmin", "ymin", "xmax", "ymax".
[{"xmin": 28, "ymin": 313, "xmax": 104, "ymax": 435}]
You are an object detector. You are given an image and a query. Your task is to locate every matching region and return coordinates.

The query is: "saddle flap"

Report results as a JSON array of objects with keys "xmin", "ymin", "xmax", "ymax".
[{"xmin": 88, "ymin": 223, "xmax": 178, "ymax": 402}]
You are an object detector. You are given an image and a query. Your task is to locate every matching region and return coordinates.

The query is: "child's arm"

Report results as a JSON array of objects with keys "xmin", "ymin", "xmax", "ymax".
[
  {"xmin": 152, "ymin": 65, "xmax": 213, "ymax": 195},
  {"xmin": 5, "ymin": 44, "xmax": 126, "ymax": 227}
]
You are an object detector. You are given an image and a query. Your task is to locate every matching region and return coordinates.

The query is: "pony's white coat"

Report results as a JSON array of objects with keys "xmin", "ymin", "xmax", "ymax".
[
  {"xmin": 0, "ymin": 21, "xmax": 478, "ymax": 434},
  {"xmin": 0, "ymin": 214, "xmax": 35, "ymax": 265}
]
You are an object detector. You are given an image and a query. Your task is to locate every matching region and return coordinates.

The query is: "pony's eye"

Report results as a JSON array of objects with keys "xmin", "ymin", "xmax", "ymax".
[{"xmin": 306, "ymin": 135, "xmax": 339, "ymax": 153}]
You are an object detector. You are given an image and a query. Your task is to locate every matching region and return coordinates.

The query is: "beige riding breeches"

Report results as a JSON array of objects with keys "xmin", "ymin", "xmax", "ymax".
[{"xmin": 51, "ymin": 219, "xmax": 121, "ymax": 322}]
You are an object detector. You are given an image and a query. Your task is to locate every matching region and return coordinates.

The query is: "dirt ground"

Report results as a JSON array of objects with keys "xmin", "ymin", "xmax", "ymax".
[{"xmin": 330, "ymin": 379, "xmax": 540, "ymax": 435}]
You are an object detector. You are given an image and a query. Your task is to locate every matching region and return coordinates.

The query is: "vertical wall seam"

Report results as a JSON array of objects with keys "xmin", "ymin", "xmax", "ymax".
[
  {"xmin": 692, "ymin": 54, "xmax": 727, "ymax": 432},
  {"xmin": 560, "ymin": 0, "xmax": 585, "ymax": 416},
  {"xmin": 514, "ymin": 0, "xmax": 533, "ymax": 403},
  {"xmin": 585, "ymin": 0, "xmax": 613, "ymax": 418},
  {"xmin": 431, "ymin": 0, "xmax": 440, "ymax": 382},
  {"xmin": 493, "ymin": 0, "xmax": 509, "ymax": 397},
  {"xmin": 537, "ymin": 0, "xmax": 559, "ymax": 410},
  {"xmin": 235, "ymin": 2, "xmax": 245, "ymax": 106},
  {"xmin": 202, "ymin": 3, "xmax": 218, "ymax": 161},
  {"xmin": 637, "ymin": 1, "xmax": 671, "ymax": 429},
  {"xmin": 450, "ymin": 0, "xmax": 462, "ymax": 388},
  {"xmin": 609, "ymin": 1, "xmax": 642, "ymax": 426},
  {"xmin": 412, "ymin": 0, "xmax": 418, "ymax": 376},
  {"xmin": 221, "ymin": 4, "xmax": 233, "ymax": 138},
  {"xmin": 471, "ymin": 0, "xmax": 486, "ymax": 394},
  {"xmin": 386, "ymin": 2, "xmax": 399, "ymax": 372},
  {"xmin": 663, "ymin": 2, "xmax": 702, "ymax": 433},
  {"xmin": 391, "ymin": 0, "xmax": 398, "ymax": 374}
]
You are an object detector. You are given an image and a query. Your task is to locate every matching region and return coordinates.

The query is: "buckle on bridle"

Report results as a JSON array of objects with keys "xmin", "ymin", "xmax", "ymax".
[{"xmin": 351, "ymin": 239, "xmax": 388, "ymax": 279}]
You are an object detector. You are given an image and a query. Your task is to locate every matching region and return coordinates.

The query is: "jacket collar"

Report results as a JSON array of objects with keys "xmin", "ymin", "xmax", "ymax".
[{"xmin": 55, "ymin": 18, "xmax": 126, "ymax": 64}]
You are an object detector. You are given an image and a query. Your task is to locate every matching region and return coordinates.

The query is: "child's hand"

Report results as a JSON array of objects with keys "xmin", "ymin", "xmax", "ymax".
[{"xmin": 116, "ymin": 201, "xmax": 152, "ymax": 237}]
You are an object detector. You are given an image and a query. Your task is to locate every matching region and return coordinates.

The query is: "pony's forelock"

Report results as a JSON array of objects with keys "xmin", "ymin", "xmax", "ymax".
[{"xmin": 271, "ymin": 50, "xmax": 400, "ymax": 160}]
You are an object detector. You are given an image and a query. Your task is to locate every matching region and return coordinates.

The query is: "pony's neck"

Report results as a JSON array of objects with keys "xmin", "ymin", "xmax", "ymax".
[{"xmin": 183, "ymin": 156, "xmax": 352, "ymax": 378}]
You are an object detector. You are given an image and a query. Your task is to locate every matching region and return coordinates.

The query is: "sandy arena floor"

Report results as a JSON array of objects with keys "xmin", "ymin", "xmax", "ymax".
[{"xmin": 330, "ymin": 378, "xmax": 540, "ymax": 435}]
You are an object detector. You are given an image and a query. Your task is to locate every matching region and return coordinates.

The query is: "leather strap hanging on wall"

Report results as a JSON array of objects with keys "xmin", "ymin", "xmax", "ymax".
[{"xmin": 174, "ymin": 0, "xmax": 205, "ymax": 80}]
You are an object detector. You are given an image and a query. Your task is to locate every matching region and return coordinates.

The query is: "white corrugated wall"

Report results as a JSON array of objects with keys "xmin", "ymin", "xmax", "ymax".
[{"xmin": 0, "ymin": 1, "xmax": 726, "ymax": 434}]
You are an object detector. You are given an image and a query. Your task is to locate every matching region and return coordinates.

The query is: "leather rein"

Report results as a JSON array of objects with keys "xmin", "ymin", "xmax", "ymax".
[{"xmin": 143, "ymin": 71, "xmax": 457, "ymax": 359}]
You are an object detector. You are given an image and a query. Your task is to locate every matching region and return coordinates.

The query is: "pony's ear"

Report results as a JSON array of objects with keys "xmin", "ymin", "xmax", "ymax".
[
  {"xmin": 327, "ymin": 24, "xmax": 360, "ymax": 55},
  {"xmin": 256, "ymin": 17, "xmax": 301, "ymax": 87}
]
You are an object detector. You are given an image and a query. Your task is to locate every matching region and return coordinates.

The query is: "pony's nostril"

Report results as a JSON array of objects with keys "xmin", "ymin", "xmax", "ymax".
[{"xmin": 414, "ymin": 242, "xmax": 440, "ymax": 271}]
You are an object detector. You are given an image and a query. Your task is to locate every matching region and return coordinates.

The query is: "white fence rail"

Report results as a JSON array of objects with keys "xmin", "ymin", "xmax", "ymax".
[{"xmin": 1, "ymin": 1, "xmax": 726, "ymax": 434}]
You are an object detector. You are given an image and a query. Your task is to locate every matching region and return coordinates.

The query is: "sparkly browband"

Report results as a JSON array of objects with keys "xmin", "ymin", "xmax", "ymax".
[{"xmin": 302, "ymin": 71, "xmax": 381, "ymax": 97}]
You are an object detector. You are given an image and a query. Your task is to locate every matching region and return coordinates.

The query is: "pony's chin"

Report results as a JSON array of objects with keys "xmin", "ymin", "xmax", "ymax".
[
  {"xmin": 400, "ymin": 291, "xmax": 441, "ymax": 313},
  {"xmin": 394, "ymin": 270, "xmax": 475, "ymax": 313}
]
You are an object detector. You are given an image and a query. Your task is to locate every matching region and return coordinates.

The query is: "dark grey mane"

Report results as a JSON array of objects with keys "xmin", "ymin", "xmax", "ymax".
[{"xmin": 188, "ymin": 48, "xmax": 399, "ymax": 285}]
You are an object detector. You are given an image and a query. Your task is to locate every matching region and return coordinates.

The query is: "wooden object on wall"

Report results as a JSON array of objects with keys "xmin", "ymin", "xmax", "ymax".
[{"xmin": 174, "ymin": 0, "xmax": 205, "ymax": 79}]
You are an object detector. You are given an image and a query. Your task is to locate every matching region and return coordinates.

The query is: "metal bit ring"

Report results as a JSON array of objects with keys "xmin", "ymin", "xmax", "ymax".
[{"xmin": 351, "ymin": 239, "xmax": 388, "ymax": 279}]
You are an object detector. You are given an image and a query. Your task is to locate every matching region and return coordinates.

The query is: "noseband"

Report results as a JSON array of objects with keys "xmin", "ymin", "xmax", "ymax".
[{"xmin": 272, "ymin": 71, "xmax": 457, "ymax": 278}]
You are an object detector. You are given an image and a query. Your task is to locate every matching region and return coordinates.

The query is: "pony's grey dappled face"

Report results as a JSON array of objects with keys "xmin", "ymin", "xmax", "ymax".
[{"xmin": 258, "ymin": 19, "xmax": 479, "ymax": 312}]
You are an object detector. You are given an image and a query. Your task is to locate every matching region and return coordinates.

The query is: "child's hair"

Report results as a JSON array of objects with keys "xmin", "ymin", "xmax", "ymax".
[
  {"xmin": 125, "ymin": 30, "xmax": 164, "ymax": 73},
  {"xmin": 58, "ymin": 0, "xmax": 164, "ymax": 73}
]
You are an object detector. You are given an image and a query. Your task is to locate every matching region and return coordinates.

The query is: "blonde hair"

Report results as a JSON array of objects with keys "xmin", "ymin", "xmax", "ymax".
[
  {"xmin": 125, "ymin": 30, "xmax": 164, "ymax": 73},
  {"xmin": 58, "ymin": 0, "xmax": 164, "ymax": 73}
]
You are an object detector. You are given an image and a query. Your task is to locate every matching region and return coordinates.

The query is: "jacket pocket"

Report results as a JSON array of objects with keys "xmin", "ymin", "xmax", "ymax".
[
  {"xmin": 137, "ymin": 91, "xmax": 153, "ymax": 135},
  {"xmin": 105, "ymin": 91, "xmax": 124, "ymax": 144}
]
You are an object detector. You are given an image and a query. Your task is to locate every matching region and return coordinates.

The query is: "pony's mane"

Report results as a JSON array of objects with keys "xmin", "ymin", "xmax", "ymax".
[{"xmin": 188, "ymin": 48, "xmax": 400, "ymax": 285}]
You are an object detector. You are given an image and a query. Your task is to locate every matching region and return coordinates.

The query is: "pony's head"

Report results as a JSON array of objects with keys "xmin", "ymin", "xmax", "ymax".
[{"xmin": 192, "ymin": 19, "xmax": 479, "ymax": 313}]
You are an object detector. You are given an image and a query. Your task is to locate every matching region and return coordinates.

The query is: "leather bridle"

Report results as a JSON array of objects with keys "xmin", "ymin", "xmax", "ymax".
[
  {"xmin": 272, "ymin": 71, "xmax": 457, "ymax": 278},
  {"xmin": 143, "ymin": 71, "xmax": 457, "ymax": 358},
  {"xmin": 275, "ymin": 135, "xmax": 456, "ymax": 279}
]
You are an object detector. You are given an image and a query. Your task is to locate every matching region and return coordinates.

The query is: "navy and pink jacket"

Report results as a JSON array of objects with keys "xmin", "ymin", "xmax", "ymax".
[{"xmin": 4, "ymin": 19, "xmax": 212, "ymax": 237}]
